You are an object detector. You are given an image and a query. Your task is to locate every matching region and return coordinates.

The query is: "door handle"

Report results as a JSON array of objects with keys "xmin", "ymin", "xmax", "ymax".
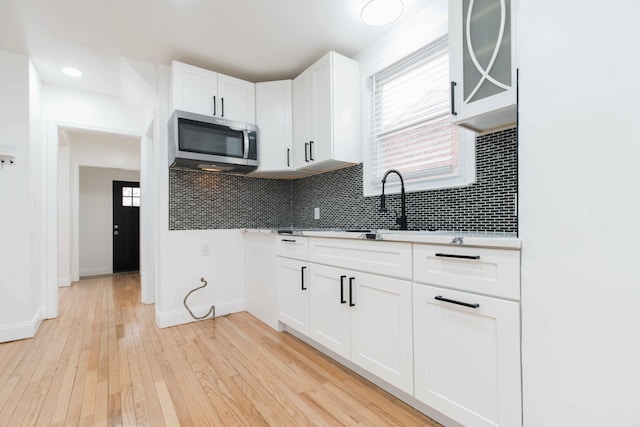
[
  {"xmin": 450, "ymin": 81, "xmax": 458, "ymax": 116},
  {"xmin": 301, "ymin": 266, "xmax": 307, "ymax": 290},
  {"xmin": 349, "ymin": 277, "xmax": 355, "ymax": 307},
  {"xmin": 213, "ymin": 96, "xmax": 216, "ymax": 116},
  {"xmin": 309, "ymin": 141, "xmax": 314, "ymax": 161},
  {"xmin": 340, "ymin": 275, "xmax": 347, "ymax": 304},
  {"xmin": 305, "ymin": 143, "xmax": 309, "ymax": 162},
  {"xmin": 221, "ymin": 97, "xmax": 224, "ymax": 117}
]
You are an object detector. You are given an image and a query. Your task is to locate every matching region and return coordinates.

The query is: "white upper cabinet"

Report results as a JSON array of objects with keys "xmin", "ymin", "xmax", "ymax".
[
  {"xmin": 217, "ymin": 73, "xmax": 256, "ymax": 124},
  {"xmin": 293, "ymin": 51, "xmax": 362, "ymax": 171},
  {"xmin": 171, "ymin": 61, "xmax": 217, "ymax": 117},
  {"xmin": 255, "ymin": 80, "xmax": 294, "ymax": 172},
  {"xmin": 449, "ymin": 0, "xmax": 518, "ymax": 132},
  {"xmin": 171, "ymin": 60, "xmax": 256, "ymax": 124}
]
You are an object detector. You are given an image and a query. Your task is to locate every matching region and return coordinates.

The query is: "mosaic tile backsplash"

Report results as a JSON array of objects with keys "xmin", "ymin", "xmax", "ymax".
[{"xmin": 169, "ymin": 127, "xmax": 517, "ymax": 233}]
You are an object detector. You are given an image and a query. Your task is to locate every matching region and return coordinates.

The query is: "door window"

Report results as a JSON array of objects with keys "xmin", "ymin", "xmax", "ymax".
[{"xmin": 122, "ymin": 186, "xmax": 141, "ymax": 207}]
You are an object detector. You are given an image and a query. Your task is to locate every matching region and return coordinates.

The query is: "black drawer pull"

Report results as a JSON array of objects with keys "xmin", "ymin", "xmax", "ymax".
[
  {"xmin": 435, "ymin": 253, "xmax": 480, "ymax": 260},
  {"xmin": 340, "ymin": 275, "xmax": 347, "ymax": 304},
  {"xmin": 435, "ymin": 295, "xmax": 479, "ymax": 309},
  {"xmin": 281, "ymin": 239, "xmax": 297, "ymax": 243},
  {"xmin": 301, "ymin": 266, "xmax": 307, "ymax": 290}
]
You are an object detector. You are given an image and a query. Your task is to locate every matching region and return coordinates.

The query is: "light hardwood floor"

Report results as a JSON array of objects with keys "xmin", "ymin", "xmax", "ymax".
[{"xmin": 0, "ymin": 274, "xmax": 440, "ymax": 426}]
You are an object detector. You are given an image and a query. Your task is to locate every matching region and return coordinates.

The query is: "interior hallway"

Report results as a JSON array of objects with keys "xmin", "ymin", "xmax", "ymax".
[{"xmin": 0, "ymin": 274, "xmax": 439, "ymax": 426}]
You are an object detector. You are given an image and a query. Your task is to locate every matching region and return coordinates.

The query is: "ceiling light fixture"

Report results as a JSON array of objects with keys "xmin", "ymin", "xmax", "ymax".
[
  {"xmin": 62, "ymin": 67, "xmax": 83, "ymax": 78},
  {"xmin": 361, "ymin": 0, "xmax": 404, "ymax": 26}
]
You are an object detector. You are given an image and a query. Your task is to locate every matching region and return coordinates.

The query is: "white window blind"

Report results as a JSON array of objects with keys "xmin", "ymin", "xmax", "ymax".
[{"xmin": 366, "ymin": 35, "xmax": 474, "ymax": 196}]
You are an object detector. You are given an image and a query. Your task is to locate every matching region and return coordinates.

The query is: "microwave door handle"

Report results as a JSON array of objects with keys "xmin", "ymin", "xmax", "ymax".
[{"xmin": 243, "ymin": 129, "xmax": 249, "ymax": 159}]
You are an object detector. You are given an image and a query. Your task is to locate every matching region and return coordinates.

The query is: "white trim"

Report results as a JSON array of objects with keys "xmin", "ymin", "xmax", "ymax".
[
  {"xmin": 58, "ymin": 277, "xmax": 71, "ymax": 287},
  {"xmin": 155, "ymin": 300, "xmax": 245, "ymax": 329},
  {"xmin": 47, "ymin": 118, "xmax": 147, "ymax": 322},
  {"xmin": 0, "ymin": 305, "xmax": 46, "ymax": 343}
]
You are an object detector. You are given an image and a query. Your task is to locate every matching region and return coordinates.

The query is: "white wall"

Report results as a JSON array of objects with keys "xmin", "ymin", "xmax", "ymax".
[
  {"xmin": 42, "ymin": 85, "xmax": 145, "ymax": 134},
  {"xmin": 519, "ymin": 1, "xmax": 640, "ymax": 425},
  {"xmin": 78, "ymin": 166, "xmax": 140, "ymax": 277},
  {"xmin": 0, "ymin": 50, "xmax": 44, "ymax": 342},
  {"xmin": 153, "ymin": 65, "xmax": 247, "ymax": 327},
  {"xmin": 57, "ymin": 136, "xmax": 71, "ymax": 286}
]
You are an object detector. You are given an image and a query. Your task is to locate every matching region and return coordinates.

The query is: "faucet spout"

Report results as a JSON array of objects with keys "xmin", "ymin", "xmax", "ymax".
[{"xmin": 379, "ymin": 169, "xmax": 408, "ymax": 230}]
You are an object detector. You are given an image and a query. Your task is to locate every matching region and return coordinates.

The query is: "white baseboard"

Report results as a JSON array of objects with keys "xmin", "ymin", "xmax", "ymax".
[
  {"xmin": 0, "ymin": 305, "xmax": 46, "ymax": 343},
  {"xmin": 155, "ymin": 299, "xmax": 245, "ymax": 329},
  {"xmin": 58, "ymin": 277, "xmax": 71, "ymax": 287},
  {"xmin": 79, "ymin": 267, "xmax": 111, "ymax": 278}
]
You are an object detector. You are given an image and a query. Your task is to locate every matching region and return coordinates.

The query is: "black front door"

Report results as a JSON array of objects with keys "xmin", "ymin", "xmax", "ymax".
[{"xmin": 113, "ymin": 181, "xmax": 140, "ymax": 273}]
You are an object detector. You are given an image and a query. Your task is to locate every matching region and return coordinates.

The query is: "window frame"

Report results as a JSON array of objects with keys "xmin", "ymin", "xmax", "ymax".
[{"xmin": 362, "ymin": 37, "xmax": 476, "ymax": 197}]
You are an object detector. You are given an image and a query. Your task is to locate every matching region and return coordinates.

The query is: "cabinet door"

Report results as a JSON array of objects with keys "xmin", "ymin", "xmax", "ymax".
[
  {"xmin": 350, "ymin": 273, "xmax": 413, "ymax": 394},
  {"xmin": 217, "ymin": 73, "xmax": 256, "ymax": 123},
  {"xmin": 277, "ymin": 258, "xmax": 309, "ymax": 335},
  {"xmin": 171, "ymin": 61, "xmax": 217, "ymax": 116},
  {"xmin": 413, "ymin": 284, "xmax": 522, "ymax": 427},
  {"xmin": 309, "ymin": 53, "xmax": 332, "ymax": 165},
  {"xmin": 292, "ymin": 69, "xmax": 311, "ymax": 169},
  {"xmin": 256, "ymin": 81, "xmax": 293, "ymax": 171},
  {"xmin": 449, "ymin": 0, "xmax": 517, "ymax": 131},
  {"xmin": 308, "ymin": 264, "xmax": 350, "ymax": 359}
]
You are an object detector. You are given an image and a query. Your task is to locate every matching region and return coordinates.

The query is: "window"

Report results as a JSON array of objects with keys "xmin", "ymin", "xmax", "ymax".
[
  {"xmin": 364, "ymin": 35, "xmax": 475, "ymax": 196},
  {"xmin": 122, "ymin": 186, "xmax": 140, "ymax": 207}
]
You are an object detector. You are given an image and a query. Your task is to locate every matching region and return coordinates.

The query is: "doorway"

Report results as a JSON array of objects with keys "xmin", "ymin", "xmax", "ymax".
[{"xmin": 112, "ymin": 181, "xmax": 140, "ymax": 273}]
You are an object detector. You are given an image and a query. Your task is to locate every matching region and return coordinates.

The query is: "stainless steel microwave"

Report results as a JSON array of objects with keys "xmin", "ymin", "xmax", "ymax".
[{"xmin": 168, "ymin": 109, "xmax": 258, "ymax": 174}]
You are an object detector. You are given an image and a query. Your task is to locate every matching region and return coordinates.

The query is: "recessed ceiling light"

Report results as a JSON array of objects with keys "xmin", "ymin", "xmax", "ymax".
[
  {"xmin": 361, "ymin": 0, "xmax": 404, "ymax": 26},
  {"xmin": 62, "ymin": 67, "xmax": 83, "ymax": 78}
]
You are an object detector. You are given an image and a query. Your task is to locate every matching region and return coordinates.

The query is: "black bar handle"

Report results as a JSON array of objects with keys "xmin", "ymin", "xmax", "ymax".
[
  {"xmin": 435, "ymin": 295, "xmax": 479, "ymax": 309},
  {"xmin": 450, "ymin": 81, "xmax": 457, "ymax": 116},
  {"xmin": 301, "ymin": 266, "xmax": 307, "ymax": 290},
  {"xmin": 213, "ymin": 96, "xmax": 216, "ymax": 116},
  {"xmin": 221, "ymin": 97, "xmax": 224, "ymax": 117},
  {"xmin": 340, "ymin": 275, "xmax": 347, "ymax": 304},
  {"xmin": 435, "ymin": 253, "xmax": 480, "ymax": 260},
  {"xmin": 309, "ymin": 141, "xmax": 314, "ymax": 161},
  {"xmin": 281, "ymin": 239, "xmax": 297, "ymax": 243},
  {"xmin": 349, "ymin": 277, "xmax": 355, "ymax": 307},
  {"xmin": 305, "ymin": 143, "xmax": 309, "ymax": 162},
  {"xmin": 287, "ymin": 148, "xmax": 290, "ymax": 167}
]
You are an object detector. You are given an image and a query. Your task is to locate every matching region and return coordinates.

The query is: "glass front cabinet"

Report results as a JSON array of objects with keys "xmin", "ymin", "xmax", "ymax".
[{"xmin": 449, "ymin": 0, "xmax": 518, "ymax": 132}]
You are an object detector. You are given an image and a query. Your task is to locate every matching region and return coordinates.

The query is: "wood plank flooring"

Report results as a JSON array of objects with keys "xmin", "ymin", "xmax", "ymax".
[{"xmin": 0, "ymin": 274, "xmax": 440, "ymax": 426}]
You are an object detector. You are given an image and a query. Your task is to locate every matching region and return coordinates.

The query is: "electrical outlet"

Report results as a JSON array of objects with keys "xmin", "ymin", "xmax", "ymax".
[
  {"xmin": 314, "ymin": 207, "xmax": 320, "ymax": 220},
  {"xmin": 201, "ymin": 242, "xmax": 211, "ymax": 256}
]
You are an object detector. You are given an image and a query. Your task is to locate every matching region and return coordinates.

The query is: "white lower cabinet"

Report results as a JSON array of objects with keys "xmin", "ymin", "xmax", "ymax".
[
  {"xmin": 413, "ymin": 284, "xmax": 522, "ymax": 427},
  {"xmin": 277, "ymin": 257, "xmax": 309, "ymax": 336},
  {"xmin": 309, "ymin": 263, "xmax": 414, "ymax": 394}
]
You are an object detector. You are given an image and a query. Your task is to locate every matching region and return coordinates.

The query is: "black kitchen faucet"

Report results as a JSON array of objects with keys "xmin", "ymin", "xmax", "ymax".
[{"xmin": 379, "ymin": 169, "xmax": 408, "ymax": 230}]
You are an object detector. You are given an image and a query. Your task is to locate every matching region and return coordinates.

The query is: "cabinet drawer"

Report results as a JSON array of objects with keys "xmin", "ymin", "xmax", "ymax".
[
  {"xmin": 413, "ymin": 244, "xmax": 520, "ymax": 300},
  {"xmin": 309, "ymin": 238, "xmax": 412, "ymax": 280},
  {"xmin": 275, "ymin": 236, "xmax": 309, "ymax": 260}
]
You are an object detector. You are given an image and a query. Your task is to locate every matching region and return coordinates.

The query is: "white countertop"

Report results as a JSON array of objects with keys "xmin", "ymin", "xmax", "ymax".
[{"xmin": 244, "ymin": 228, "xmax": 521, "ymax": 249}]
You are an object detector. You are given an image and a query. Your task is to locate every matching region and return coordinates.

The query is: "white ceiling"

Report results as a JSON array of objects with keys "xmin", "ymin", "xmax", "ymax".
[{"xmin": 0, "ymin": 0, "xmax": 429, "ymax": 97}]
